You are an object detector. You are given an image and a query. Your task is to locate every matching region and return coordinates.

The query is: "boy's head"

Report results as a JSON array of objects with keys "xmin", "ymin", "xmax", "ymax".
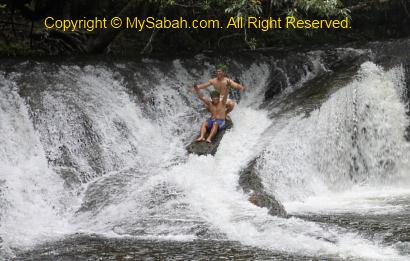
[
  {"xmin": 210, "ymin": 90, "xmax": 220, "ymax": 104},
  {"xmin": 215, "ymin": 64, "xmax": 226, "ymax": 80}
]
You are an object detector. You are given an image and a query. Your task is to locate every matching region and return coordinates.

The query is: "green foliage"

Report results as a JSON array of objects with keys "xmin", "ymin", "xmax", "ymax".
[
  {"xmin": 0, "ymin": 0, "xmax": 353, "ymax": 55},
  {"xmin": 247, "ymin": 37, "xmax": 257, "ymax": 50},
  {"xmin": 292, "ymin": 0, "xmax": 350, "ymax": 18},
  {"xmin": 0, "ymin": 4, "xmax": 7, "ymax": 15},
  {"xmin": 156, "ymin": 0, "xmax": 348, "ymax": 19},
  {"xmin": 279, "ymin": 0, "xmax": 350, "ymax": 42},
  {"xmin": 225, "ymin": 0, "xmax": 263, "ymax": 17},
  {"xmin": 0, "ymin": 42, "xmax": 45, "ymax": 56},
  {"xmin": 200, "ymin": 0, "xmax": 211, "ymax": 10}
]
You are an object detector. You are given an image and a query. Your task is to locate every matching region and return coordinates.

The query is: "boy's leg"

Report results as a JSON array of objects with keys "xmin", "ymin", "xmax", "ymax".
[
  {"xmin": 206, "ymin": 123, "xmax": 219, "ymax": 143},
  {"xmin": 196, "ymin": 121, "xmax": 208, "ymax": 142},
  {"xmin": 226, "ymin": 99, "xmax": 235, "ymax": 114}
]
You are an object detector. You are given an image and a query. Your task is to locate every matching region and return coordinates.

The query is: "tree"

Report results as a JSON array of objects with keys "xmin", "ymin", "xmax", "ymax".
[{"xmin": 1, "ymin": 0, "xmax": 353, "ymax": 55}]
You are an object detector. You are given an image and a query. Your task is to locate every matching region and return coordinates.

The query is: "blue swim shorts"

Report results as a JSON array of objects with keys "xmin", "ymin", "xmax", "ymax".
[{"xmin": 207, "ymin": 119, "xmax": 226, "ymax": 131}]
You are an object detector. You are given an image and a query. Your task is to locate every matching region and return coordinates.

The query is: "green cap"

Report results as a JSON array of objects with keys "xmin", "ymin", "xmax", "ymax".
[{"xmin": 210, "ymin": 90, "xmax": 220, "ymax": 97}]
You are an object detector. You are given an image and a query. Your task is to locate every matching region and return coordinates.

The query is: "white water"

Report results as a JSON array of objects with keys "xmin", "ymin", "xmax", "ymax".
[
  {"xmin": 0, "ymin": 58, "xmax": 409, "ymax": 259},
  {"xmin": 0, "ymin": 74, "xmax": 73, "ymax": 254},
  {"xmin": 257, "ymin": 62, "xmax": 410, "ymax": 216}
]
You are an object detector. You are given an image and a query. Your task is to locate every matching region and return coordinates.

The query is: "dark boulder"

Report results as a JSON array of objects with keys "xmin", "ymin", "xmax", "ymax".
[
  {"xmin": 186, "ymin": 119, "xmax": 233, "ymax": 156},
  {"xmin": 239, "ymin": 159, "xmax": 287, "ymax": 217},
  {"xmin": 249, "ymin": 192, "xmax": 287, "ymax": 217}
]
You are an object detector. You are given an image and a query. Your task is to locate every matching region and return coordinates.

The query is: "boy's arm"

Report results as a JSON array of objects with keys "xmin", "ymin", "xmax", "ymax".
[
  {"xmin": 193, "ymin": 85, "xmax": 210, "ymax": 108},
  {"xmin": 197, "ymin": 80, "xmax": 212, "ymax": 90},
  {"xmin": 227, "ymin": 78, "xmax": 245, "ymax": 91}
]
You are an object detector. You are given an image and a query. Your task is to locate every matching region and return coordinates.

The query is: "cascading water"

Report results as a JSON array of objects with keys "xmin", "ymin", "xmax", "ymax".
[
  {"xmin": 0, "ymin": 74, "xmax": 73, "ymax": 255},
  {"xmin": 257, "ymin": 62, "xmax": 410, "ymax": 214},
  {"xmin": 1, "ymin": 42, "xmax": 410, "ymax": 260}
]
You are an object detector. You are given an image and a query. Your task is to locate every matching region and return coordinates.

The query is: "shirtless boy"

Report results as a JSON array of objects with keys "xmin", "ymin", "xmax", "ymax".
[
  {"xmin": 193, "ymin": 85, "xmax": 228, "ymax": 143},
  {"xmin": 196, "ymin": 65, "xmax": 245, "ymax": 114}
]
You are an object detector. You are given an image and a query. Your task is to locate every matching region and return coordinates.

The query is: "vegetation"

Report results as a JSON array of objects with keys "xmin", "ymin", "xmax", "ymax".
[{"xmin": 0, "ymin": 0, "xmax": 408, "ymax": 56}]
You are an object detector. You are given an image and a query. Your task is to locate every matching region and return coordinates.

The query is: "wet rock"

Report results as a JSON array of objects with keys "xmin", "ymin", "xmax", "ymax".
[
  {"xmin": 321, "ymin": 49, "xmax": 366, "ymax": 71},
  {"xmin": 239, "ymin": 159, "xmax": 287, "ymax": 217},
  {"xmin": 186, "ymin": 119, "xmax": 233, "ymax": 156},
  {"xmin": 249, "ymin": 192, "xmax": 287, "ymax": 217},
  {"xmin": 264, "ymin": 69, "xmax": 288, "ymax": 100},
  {"xmin": 264, "ymin": 48, "xmax": 367, "ymax": 101},
  {"xmin": 75, "ymin": 169, "xmax": 136, "ymax": 214}
]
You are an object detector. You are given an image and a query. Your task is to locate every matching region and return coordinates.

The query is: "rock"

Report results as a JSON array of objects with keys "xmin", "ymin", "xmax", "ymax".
[
  {"xmin": 249, "ymin": 192, "xmax": 287, "ymax": 217},
  {"xmin": 186, "ymin": 119, "xmax": 233, "ymax": 156},
  {"xmin": 239, "ymin": 159, "xmax": 287, "ymax": 217},
  {"xmin": 239, "ymin": 159, "xmax": 264, "ymax": 192}
]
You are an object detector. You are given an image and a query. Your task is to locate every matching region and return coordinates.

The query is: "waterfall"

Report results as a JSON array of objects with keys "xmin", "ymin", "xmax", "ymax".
[{"xmin": 0, "ymin": 47, "xmax": 409, "ymax": 259}]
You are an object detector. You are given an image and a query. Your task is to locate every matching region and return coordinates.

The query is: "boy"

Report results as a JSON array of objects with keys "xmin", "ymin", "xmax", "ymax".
[
  {"xmin": 193, "ymin": 85, "xmax": 228, "ymax": 143},
  {"xmin": 195, "ymin": 65, "xmax": 245, "ymax": 114}
]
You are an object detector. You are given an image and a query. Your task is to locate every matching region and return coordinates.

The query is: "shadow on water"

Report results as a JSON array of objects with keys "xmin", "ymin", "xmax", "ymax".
[{"xmin": 13, "ymin": 234, "xmax": 336, "ymax": 261}]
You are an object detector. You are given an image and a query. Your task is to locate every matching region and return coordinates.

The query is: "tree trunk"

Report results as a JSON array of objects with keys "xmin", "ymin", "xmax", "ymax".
[{"xmin": 85, "ymin": 0, "xmax": 158, "ymax": 54}]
